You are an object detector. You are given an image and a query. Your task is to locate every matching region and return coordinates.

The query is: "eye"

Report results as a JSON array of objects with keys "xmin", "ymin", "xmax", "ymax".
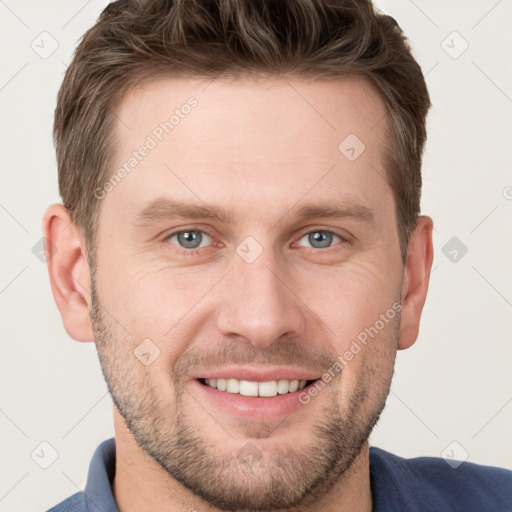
[
  {"xmin": 165, "ymin": 229, "xmax": 212, "ymax": 250},
  {"xmin": 297, "ymin": 230, "xmax": 344, "ymax": 249}
]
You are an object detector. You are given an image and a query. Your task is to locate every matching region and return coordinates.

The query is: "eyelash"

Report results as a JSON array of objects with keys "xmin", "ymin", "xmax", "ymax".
[
  {"xmin": 162, "ymin": 227, "xmax": 349, "ymax": 256},
  {"xmin": 162, "ymin": 229, "xmax": 218, "ymax": 256}
]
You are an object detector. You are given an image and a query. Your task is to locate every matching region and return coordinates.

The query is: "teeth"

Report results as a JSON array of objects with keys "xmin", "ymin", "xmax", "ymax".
[
  {"xmin": 239, "ymin": 380, "xmax": 259, "ymax": 397},
  {"xmin": 289, "ymin": 380, "xmax": 299, "ymax": 392},
  {"xmin": 203, "ymin": 378, "xmax": 309, "ymax": 397},
  {"xmin": 259, "ymin": 381, "xmax": 277, "ymax": 397},
  {"xmin": 226, "ymin": 378, "xmax": 240, "ymax": 393},
  {"xmin": 277, "ymin": 379, "xmax": 290, "ymax": 394}
]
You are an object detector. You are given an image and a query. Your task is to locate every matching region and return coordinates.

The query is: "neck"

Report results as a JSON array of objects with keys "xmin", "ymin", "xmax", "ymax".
[{"xmin": 112, "ymin": 410, "xmax": 373, "ymax": 512}]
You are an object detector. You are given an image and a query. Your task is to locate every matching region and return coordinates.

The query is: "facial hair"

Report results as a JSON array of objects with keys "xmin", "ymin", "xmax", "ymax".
[{"xmin": 90, "ymin": 268, "xmax": 398, "ymax": 511}]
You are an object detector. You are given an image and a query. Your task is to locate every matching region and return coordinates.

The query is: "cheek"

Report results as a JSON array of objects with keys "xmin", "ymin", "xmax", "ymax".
[
  {"xmin": 316, "ymin": 260, "xmax": 401, "ymax": 346},
  {"xmin": 98, "ymin": 259, "xmax": 222, "ymax": 356},
  {"xmin": 309, "ymin": 260, "xmax": 400, "ymax": 399},
  {"xmin": 333, "ymin": 314, "xmax": 398, "ymax": 418}
]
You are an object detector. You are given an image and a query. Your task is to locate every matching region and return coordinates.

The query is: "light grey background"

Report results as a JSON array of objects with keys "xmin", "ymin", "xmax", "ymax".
[{"xmin": 1, "ymin": 1, "xmax": 511, "ymax": 510}]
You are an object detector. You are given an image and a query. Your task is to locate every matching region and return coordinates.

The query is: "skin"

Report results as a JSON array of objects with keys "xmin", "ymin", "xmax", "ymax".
[{"xmin": 43, "ymin": 76, "xmax": 433, "ymax": 512}]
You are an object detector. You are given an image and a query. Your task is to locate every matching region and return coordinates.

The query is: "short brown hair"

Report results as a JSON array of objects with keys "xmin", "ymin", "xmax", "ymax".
[{"xmin": 54, "ymin": 0, "xmax": 430, "ymax": 265}]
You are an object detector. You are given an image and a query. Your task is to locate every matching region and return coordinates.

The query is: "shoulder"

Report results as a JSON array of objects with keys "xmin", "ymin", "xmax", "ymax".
[
  {"xmin": 45, "ymin": 491, "xmax": 87, "ymax": 512},
  {"xmin": 370, "ymin": 446, "xmax": 512, "ymax": 512},
  {"xmin": 44, "ymin": 437, "xmax": 118, "ymax": 512}
]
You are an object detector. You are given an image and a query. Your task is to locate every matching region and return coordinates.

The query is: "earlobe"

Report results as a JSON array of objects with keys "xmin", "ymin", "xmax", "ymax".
[
  {"xmin": 42, "ymin": 203, "xmax": 95, "ymax": 343},
  {"xmin": 397, "ymin": 215, "xmax": 434, "ymax": 350}
]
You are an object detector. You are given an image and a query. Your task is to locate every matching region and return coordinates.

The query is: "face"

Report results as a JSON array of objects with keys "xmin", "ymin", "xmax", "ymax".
[{"xmin": 90, "ymin": 76, "xmax": 404, "ymax": 510}]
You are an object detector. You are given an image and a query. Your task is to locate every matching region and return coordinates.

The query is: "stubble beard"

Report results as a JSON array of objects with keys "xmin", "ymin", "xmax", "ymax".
[{"xmin": 90, "ymin": 270, "xmax": 397, "ymax": 511}]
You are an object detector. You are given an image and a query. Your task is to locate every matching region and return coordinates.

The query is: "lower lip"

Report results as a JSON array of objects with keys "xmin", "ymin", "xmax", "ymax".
[{"xmin": 189, "ymin": 379, "xmax": 318, "ymax": 422}]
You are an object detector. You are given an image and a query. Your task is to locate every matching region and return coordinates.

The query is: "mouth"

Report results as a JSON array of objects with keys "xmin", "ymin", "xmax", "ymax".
[
  {"xmin": 197, "ymin": 377, "xmax": 318, "ymax": 397},
  {"xmin": 192, "ymin": 377, "xmax": 322, "ymax": 422}
]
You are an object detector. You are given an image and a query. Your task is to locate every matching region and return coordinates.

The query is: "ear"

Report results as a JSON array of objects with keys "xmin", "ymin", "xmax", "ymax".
[
  {"xmin": 397, "ymin": 215, "xmax": 434, "ymax": 350},
  {"xmin": 42, "ymin": 203, "xmax": 94, "ymax": 342}
]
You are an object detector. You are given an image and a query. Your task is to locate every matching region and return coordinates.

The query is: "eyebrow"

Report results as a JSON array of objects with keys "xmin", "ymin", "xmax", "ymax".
[
  {"xmin": 132, "ymin": 196, "xmax": 374, "ymax": 227},
  {"xmin": 133, "ymin": 197, "xmax": 235, "ymax": 226},
  {"xmin": 292, "ymin": 201, "xmax": 374, "ymax": 224}
]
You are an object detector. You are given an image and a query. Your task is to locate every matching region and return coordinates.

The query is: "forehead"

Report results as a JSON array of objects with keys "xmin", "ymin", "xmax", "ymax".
[
  {"xmin": 105, "ymin": 75, "xmax": 392, "ymax": 226},
  {"xmin": 116, "ymin": 75, "xmax": 387, "ymax": 151}
]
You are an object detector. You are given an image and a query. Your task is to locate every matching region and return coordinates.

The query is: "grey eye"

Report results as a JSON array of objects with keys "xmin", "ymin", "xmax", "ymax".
[
  {"xmin": 299, "ymin": 230, "xmax": 341, "ymax": 249},
  {"xmin": 168, "ymin": 230, "xmax": 211, "ymax": 249}
]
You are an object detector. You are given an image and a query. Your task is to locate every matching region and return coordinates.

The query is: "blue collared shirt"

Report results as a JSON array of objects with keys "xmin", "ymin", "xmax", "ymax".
[
  {"xmin": 47, "ymin": 438, "xmax": 119, "ymax": 512},
  {"xmin": 46, "ymin": 437, "xmax": 512, "ymax": 511}
]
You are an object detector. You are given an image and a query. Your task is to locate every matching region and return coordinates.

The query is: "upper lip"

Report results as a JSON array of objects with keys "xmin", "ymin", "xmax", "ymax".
[{"xmin": 192, "ymin": 366, "xmax": 322, "ymax": 382}]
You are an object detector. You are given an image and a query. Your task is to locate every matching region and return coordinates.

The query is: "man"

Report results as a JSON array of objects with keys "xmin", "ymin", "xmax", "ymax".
[{"xmin": 43, "ymin": 0, "xmax": 512, "ymax": 511}]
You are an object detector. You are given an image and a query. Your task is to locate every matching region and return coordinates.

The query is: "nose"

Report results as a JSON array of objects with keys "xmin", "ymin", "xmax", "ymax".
[{"xmin": 215, "ymin": 248, "xmax": 306, "ymax": 349}]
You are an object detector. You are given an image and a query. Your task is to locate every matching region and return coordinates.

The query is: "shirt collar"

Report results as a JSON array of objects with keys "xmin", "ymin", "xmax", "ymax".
[
  {"xmin": 84, "ymin": 437, "xmax": 120, "ymax": 512},
  {"xmin": 84, "ymin": 438, "xmax": 399, "ymax": 511}
]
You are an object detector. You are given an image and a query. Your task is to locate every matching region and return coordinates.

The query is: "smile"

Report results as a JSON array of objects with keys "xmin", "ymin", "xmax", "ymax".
[{"xmin": 199, "ymin": 378, "xmax": 313, "ymax": 397}]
